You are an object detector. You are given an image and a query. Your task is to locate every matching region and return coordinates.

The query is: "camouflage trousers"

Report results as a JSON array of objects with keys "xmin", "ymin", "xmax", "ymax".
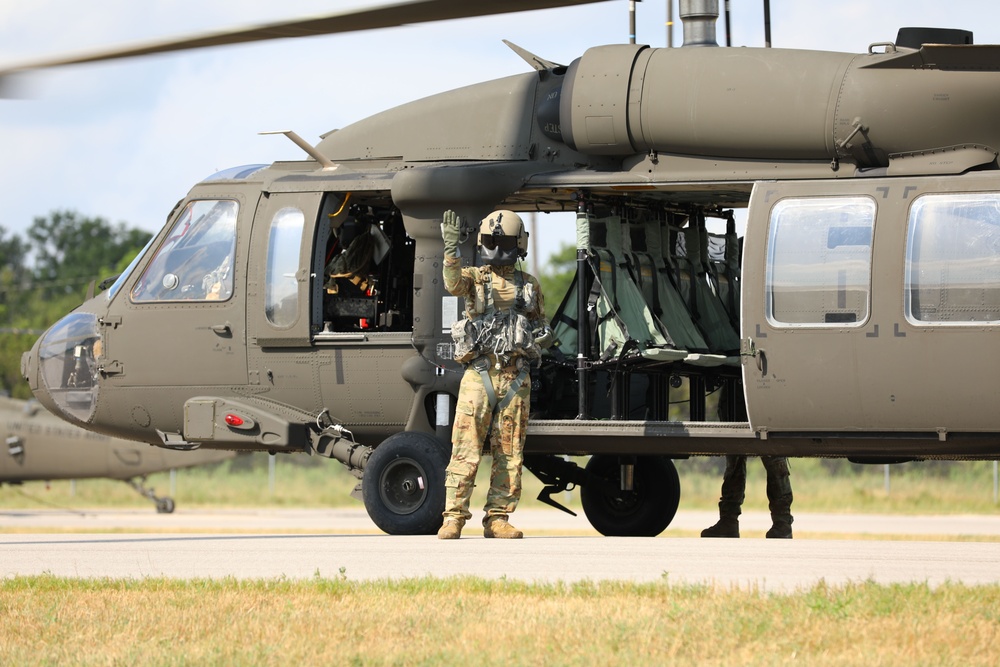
[
  {"xmin": 717, "ymin": 455, "xmax": 793, "ymax": 522},
  {"xmin": 442, "ymin": 363, "xmax": 531, "ymax": 523}
]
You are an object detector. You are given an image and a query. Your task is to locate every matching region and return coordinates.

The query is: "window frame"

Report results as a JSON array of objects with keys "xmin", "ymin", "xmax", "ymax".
[
  {"xmin": 764, "ymin": 195, "xmax": 877, "ymax": 329},
  {"xmin": 904, "ymin": 192, "xmax": 1000, "ymax": 327},
  {"xmin": 264, "ymin": 206, "xmax": 306, "ymax": 329},
  {"xmin": 130, "ymin": 199, "xmax": 239, "ymax": 304}
]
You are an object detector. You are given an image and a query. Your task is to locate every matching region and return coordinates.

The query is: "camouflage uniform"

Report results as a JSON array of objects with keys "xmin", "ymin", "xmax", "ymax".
[
  {"xmin": 441, "ymin": 258, "xmax": 546, "ymax": 530},
  {"xmin": 702, "ymin": 454, "xmax": 794, "ymax": 538}
]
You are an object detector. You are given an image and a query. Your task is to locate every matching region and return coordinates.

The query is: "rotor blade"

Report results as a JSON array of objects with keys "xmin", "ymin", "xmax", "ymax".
[{"xmin": 0, "ymin": 0, "xmax": 613, "ymax": 77}]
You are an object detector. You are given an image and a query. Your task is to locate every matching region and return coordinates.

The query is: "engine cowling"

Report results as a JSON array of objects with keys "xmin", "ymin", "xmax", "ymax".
[{"xmin": 558, "ymin": 43, "xmax": 1000, "ymax": 167}]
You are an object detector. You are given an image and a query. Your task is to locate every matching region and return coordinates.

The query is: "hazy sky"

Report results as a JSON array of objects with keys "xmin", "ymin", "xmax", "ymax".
[{"xmin": 2, "ymin": 0, "xmax": 998, "ymax": 261}]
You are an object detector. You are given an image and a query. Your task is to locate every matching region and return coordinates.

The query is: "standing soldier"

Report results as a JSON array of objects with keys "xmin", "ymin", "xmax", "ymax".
[
  {"xmin": 701, "ymin": 455, "xmax": 794, "ymax": 538},
  {"xmin": 437, "ymin": 209, "xmax": 551, "ymax": 540}
]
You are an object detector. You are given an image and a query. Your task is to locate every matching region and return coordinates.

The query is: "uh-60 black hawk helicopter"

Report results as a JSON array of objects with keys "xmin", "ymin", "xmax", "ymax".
[
  {"xmin": 1, "ymin": 395, "xmax": 235, "ymax": 513},
  {"xmin": 9, "ymin": 0, "xmax": 1000, "ymax": 535}
]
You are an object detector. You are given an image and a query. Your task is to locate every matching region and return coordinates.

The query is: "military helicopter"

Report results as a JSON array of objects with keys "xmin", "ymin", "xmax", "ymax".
[
  {"xmin": 9, "ymin": 0, "xmax": 1000, "ymax": 536},
  {"xmin": 0, "ymin": 395, "xmax": 234, "ymax": 513}
]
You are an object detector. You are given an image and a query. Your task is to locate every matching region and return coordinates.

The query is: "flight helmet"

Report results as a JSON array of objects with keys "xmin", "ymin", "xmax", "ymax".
[{"xmin": 478, "ymin": 210, "xmax": 527, "ymax": 265}]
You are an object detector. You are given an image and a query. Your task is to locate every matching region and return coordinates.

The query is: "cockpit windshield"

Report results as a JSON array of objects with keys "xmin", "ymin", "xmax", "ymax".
[{"xmin": 130, "ymin": 199, "xmax": 239, "ymax": 302}]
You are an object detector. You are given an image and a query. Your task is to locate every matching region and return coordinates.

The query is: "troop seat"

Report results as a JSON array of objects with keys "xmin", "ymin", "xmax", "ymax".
[
  {"xmin": 669, "ymin": 211, "xmax": 741, "ymax": 358},
  {"xmin": 548, "ymin": 209, "xmax": 745, "ymax": 369}
]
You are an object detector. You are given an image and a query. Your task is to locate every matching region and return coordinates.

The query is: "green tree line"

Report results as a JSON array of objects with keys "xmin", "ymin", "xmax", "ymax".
[
  {"xmin": 535, "ymin": 241, "xmax": 576, "ymax": 316},
  {"xmin": 0, "ymin": 211, "xmax": 152, "ymax": 398}
]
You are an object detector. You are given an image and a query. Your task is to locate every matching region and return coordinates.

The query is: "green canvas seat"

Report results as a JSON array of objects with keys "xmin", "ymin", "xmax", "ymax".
[
  {"xmin": 548, "ymin": 212, "xmax": 688, "ymax": 366},
  {"xmin": 669, "ymin": 212, "xmax": 741, "ymax": 357},
  {"xmin": 629, "ymin": 214, "xmax": 738, "ymax": 368},
  {"xmin": 707, "ymin": 212, "xmax": 741, "ymax": 327}
]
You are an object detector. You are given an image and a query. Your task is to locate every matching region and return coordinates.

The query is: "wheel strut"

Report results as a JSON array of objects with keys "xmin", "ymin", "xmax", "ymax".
[{"xmin": 126, "ymin": 476, "xmax": 176, "ymax": 514}]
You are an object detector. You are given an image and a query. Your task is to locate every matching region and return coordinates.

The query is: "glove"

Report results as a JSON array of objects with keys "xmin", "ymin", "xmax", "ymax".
[
  {"xmin": 533, "ymin": 324, "xmax": 555, "ymax": 349},
  {"xmin": 441, "ymin": 210, "xmax": 461, "ymax": 258}
]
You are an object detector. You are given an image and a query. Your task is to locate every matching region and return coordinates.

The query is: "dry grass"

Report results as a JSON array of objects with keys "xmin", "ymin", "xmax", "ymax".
[
  {"xmin": 1, "ymin": 576, "xmax": 998, "ymax": 666},
  {"xmin": 3, "ymin": 458, "xmax": 997, "ymax": 664},
  {"xmin": 3, "ymin": 455, "xmax": 999, "ymax": 517}
]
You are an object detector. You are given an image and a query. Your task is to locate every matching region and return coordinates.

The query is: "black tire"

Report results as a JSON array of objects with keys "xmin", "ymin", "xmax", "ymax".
[
  {"xmin": 155, "ymin": 498, "xmax": 176, "ymax": 514},
  {"xmin": 362, "ymin": 431, "xmax": 449, "ymax": 535},
  {"xmin": 580, "ymin": 455, "xmax": 680, "ymax": 537}
]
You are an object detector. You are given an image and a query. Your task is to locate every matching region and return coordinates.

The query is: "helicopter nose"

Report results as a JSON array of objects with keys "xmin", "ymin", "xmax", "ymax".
[
  {"xmin": 20, "ymin": 348, "xmax": 35, "ymax": 391},
  {"xmin": 22, "ymin": 313, "xmax": 103, "ymax": 424},
  {"xmin": 22, "ymin": 335, "xmax": 57, "ymax": 417}
]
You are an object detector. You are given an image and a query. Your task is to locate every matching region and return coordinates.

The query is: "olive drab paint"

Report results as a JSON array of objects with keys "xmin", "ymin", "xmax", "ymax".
[{"xmin": 11, "ymin": 2, "xmax": 1000, "ymax": 536}]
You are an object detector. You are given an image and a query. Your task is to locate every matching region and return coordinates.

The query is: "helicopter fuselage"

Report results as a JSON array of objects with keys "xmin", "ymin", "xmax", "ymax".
[{"xmin": 21, "ymin": 39, "xmax": 1000, "ymax": 534}]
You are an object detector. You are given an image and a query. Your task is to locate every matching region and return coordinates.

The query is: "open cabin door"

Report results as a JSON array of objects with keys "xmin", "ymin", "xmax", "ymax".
[{"xmin": 742, "ymin": 175, "xmax": 1000, "ymax": 439}]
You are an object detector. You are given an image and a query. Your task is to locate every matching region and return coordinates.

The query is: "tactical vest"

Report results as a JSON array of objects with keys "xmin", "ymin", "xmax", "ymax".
[{"xmin": 451, "ymin": 268, "xmax": 541, "ymax": 367}]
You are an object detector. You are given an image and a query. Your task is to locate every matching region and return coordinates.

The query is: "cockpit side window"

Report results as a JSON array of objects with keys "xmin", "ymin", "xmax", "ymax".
[
  {"xmin": 265, "ymin": 207, "xmax": 305, "ymax": 328},
  {"xmin": 131, "ymin": 199, "xmax": 238, "ymax": 302},
  {"xmin": 765, "ymin": 196, "xmax": 875, "ymax": 327},
  {"xmin": 905, "ymin": 193, "xmax": 1000, "ymax": 325}
]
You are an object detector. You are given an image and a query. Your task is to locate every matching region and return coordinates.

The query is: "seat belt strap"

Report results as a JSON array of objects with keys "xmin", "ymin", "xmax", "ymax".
[
  {"xmin": 495, "ymin": 363, "xmax": 529, "ymax": 413},
  {"xmin": 475, "ymin": 359, "xmax": 528, "ymax": 414},
  {"xmin": 478, "ymin": 366, "xmax": 499, "ymax": 410}
]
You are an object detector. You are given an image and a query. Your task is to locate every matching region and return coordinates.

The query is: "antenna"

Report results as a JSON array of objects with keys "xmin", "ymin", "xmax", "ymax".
[
  {"xmin": 667, "ymin": 0, "xmax": 675, "ymax": 47},
  {"xmin": 629, "ymin": 1, "xmax": 639, "ymax": 44},
  {"xmin": 259, "ymin": 130, "xmax": 336, "ymax": 169},
  {"xmin": 724, "ymin": 0, "xmax": 732, "ymax": 46},
  {"xmin": 764, "ymin": 0, "xmax": 772, "ymax": 47}
]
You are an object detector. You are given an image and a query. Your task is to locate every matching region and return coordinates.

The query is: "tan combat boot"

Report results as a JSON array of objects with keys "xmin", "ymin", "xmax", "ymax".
[
  {"xmin": 437, "ymin": 519, "xmax": 464, "ymax": 540},
  {"xmin": 483, "ymin": 516, "xmax": 523, "ymax": 539}
]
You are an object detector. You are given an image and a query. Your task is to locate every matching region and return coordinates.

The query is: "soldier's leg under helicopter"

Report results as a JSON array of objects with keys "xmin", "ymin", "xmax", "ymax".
[
  {"xmin": 701, "ymin": 455, "xmax": 794, "ymax": 538},
  {"xmin": 762, "ymin": 455, "xmax": 794, "ymax": 538},
  {"xmin": 701, "ymin": 454, "xmax": 746, "ymax": 538}
]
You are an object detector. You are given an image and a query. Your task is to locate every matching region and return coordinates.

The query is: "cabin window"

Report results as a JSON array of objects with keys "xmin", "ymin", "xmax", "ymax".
[
  {"xmin": 765, "ymin": 196, "xmax": 875, "ymax": 327},
  {"xmin": 265, "ymin": 207, "xmax": 305, "ymax": 328},
  {"xmin": 131, "ymin": 199, "xmax": 238, "ymax": 302},
  {"xmin": 905, "ymin": 193, "xmax": 1000, "ymax": 325}
]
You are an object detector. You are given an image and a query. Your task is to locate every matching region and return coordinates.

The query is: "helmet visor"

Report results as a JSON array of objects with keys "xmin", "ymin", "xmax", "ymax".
[{"xmin": 481, "ymin": 235, "xmax": 519, "ymax": 251}]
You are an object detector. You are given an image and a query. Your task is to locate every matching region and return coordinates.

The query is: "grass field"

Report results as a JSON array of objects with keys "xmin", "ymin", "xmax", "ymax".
[
  {"xmin": 3, "ymin": 457, "xmax": 999, "ymax": 664},
  {"xmin": 2, "ymin": 454, "xmax": 998, "ymax": 515},
  {"xmin": 1, "ymin": 575, "xmax": 998, "ymax": 666}
]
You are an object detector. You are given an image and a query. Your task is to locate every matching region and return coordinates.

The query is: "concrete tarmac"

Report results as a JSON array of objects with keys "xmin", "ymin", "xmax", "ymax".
[
  {"xmin": 3, "ymin": 507, "xmax": 1000, "ymax": 536},
  {"xmin": 2, "ymin": 508, "xmax": 999, "ymax": 591}
]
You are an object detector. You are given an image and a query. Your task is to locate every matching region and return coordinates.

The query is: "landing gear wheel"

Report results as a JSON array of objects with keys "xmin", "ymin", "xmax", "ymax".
[
  {"xmin": 362, "ymin": 431, "xmax": 449, "ymax": 535},
  {"xmin": 126, "ymin": 476, "xmax": 176, "ymax": 514},
  {"xmin": 155, "ymin": 498, "xmax": 176, "ymax": 514},
  {"xmin": 580, "ymin": 455, "xmax": 680, "ymax": 537}
]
